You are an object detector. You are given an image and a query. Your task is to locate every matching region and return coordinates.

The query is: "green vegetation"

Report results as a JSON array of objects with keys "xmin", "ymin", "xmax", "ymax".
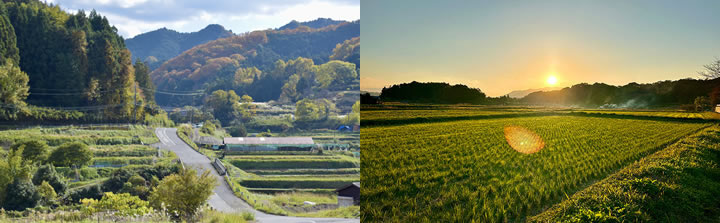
[
  {"xmin": 0, "ymin": 0, "xmax": 175, "ymax": 125},
  {"xmin": 151, "ymin": 21, "xmax": 360, "ymax": 106},
  {"xmin": 125, "ymin": 24, "xmax": 233, "ymax": 69},
  {"xmin": 240, "ymin": 177, "xmax": 358, "ymax": 189},
  {"xmin": 530, "ymin": 125, "xmax": 720, "ymax": 222},
  {"xmin": 149, "ymin": 169, "xmax": 217, "ymax": 221},
  {"xmin": 48, "ymin": 142, "xmax": 93, "ymax": 167},
  {"xmin": 223, "ymin": 149, "xmax": 360, "ymax": 218},
  {"xmin": 362, "ymin": 113, "xmax": 710, "ymax": 222}
]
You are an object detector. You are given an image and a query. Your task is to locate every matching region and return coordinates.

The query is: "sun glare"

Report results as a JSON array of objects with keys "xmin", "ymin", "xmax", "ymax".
[{"xmin": 546, "ymin": 75, "xmax": 558, "ymax": 85}]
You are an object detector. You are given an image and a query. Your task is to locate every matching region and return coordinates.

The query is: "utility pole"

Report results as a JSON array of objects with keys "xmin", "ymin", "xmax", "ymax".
[
  {"xmin": 189, "ymin": 94, "xmax": 194, "ymax": 125},
  {"xmin": 133, "ymin": 84, "xmax": 137, "ymax": 124}
]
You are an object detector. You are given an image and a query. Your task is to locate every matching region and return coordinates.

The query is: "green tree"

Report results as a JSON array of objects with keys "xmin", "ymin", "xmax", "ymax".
[
  {"xmin": 47, "ymin": 142, "xmax": 93, "ymax": 167},
  {"xmin": 239, "ymin": 94, "xmax": 256, "ymax": 122},
  {"xmin": 0, "ymin": 147, "xmax": 33, "ymax": 206},
  {"xmin": 344, "ymin": 100, "xmax": 360, "ymax": 125},
  {"xmin": 37, "ymin": 181, "xmax": 57, "ymax": 205},
  {"xmin": 102, "ymin": 168, "xmax": 134, "ymax": 192},
  {"xmin": 3, "ymin": 178, "xmax": 40, "ymax": 211},
  {"xmin": 134, "ymin": 59, "xmax": 155, "ymax": 103},
  {"xmin": 10, "ymin": 140, "xmax": 49, "ymax": 163},
  {"xmin": 0, "ymin": 7, "xmax": 19, "ymax": 65},
  {"xmin": 0, "ymin": 60, "xmax": 29, "ymax": 106},
  {"xmin": 316, "ymin": 60, "xmax": 357, "ymax": 90},
  {"xmin": 150, "ymin": 169, "xmax": 217, "ymax": 221},
  {"xmin": 295, "ymin": 99, "xmax": 328, "ymax": 122},
  {"xmin": 200, "ymin": 120, "xmax": 216, "ymax": 135},
  {"xmin": 32, "ymin": 164, "xmax": 67, "ymax": 196},
  {"xmin": 118, "ymin": 175, "xmax": 149, "ymax": 200},
  {"xmin": 206, "ymin": 90, "xmax": 241, "ymax": 126}
]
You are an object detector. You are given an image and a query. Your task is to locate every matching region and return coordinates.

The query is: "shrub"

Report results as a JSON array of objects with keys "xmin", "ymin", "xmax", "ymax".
[
  {"xmin": 3, "ymin": 179, "xmax": 40, "ymax": 211},
  {"xmin": 200, "ymin": 120, "xmax": 216, "ymax": 135},
  {"xmin": 81, "ymin": 192, "xmax": 152, "ymax": 217},
  {"xmin": 64, "ymin": 184, "xmax": 103, "ymax": 204},
  {"xmin": 150, "ymin": 169, "xmax": 217, "ymax": 221},
  {"xmin": 102, "ymin": 168, "xmax": 135, "ymax": 192},
  {"xmin": 10, "ymin": 140, "xmax": 49, "ymax": 163},
  {"xmin": 227, "ymin": 123, "xmax": 248, "ymax": 137},
  {"xmin": 32, "ymin": 164, "xmax": 67, "ymax": 195},
  {"xmin": 37, "ymin": 181, "xmax": 57, "ymax": 205}
]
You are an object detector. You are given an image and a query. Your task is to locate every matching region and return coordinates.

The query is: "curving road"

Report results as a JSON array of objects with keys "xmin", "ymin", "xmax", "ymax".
[{"xmin": 154, "ymin": 128, "xmax": 359, "ymax": 223}]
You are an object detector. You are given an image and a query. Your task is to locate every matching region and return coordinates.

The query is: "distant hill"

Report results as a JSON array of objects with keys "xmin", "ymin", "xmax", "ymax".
[
  {"xmin": 151, "ymin": 20, "xmax": 360, "ymax": 106},
  {"xmin": 125, "ymin": 24, "xmax": 234, "ymax": 69},
  {"xmin": 506, "ymin": 87, "xmax": 561, "ymax": 98},
  {"xmin": 278, "ymin": 18, "xmax": 346, "ymax": 30}
]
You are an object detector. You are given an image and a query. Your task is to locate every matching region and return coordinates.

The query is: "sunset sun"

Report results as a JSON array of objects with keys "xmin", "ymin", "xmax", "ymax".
[{"xmin": 546, "ymin": 75, "xmax": 558, "ymax": 85}]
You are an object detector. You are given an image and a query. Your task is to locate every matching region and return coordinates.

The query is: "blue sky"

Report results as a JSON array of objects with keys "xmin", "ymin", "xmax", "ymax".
[
  {"xmin": 47, "ymin": 0, "xmax": 359, "ymax": 38},
  {"xmin": 361, "ymin": 1, "xmax": 720, "ymax": 96}
]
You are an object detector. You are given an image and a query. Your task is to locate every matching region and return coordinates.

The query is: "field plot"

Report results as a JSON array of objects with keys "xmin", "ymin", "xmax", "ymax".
[
  {"xmin": 361, "ymin": 106, "xmax": 547, "ymax": 125},
  {"xmin": 223, "ymin": 152, "xmax": 360, "ymax": 217},
  {"xmin": 361, "ymin": 115, "xmax": 710, "ymax": 222},
  {"xmin": 0, "ymin": 125, "xmax": 173, "ymax": 190},
  {"xmin": 576, "ymin": 109, "xmax": 720, "ymax": 120}
]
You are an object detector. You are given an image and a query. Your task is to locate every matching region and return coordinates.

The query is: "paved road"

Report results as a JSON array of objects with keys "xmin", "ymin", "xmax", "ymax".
[{"xmin": 154, "ymin": 128, "xmax": 359, "ymax": 223}]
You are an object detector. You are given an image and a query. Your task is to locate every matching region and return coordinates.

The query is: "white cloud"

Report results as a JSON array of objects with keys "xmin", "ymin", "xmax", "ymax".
[{"xmin": 51, "ymin": 0, "xmax": 359, "ymax": 38}]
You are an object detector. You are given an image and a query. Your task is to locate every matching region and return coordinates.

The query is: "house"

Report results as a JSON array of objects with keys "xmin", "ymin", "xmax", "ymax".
[
  {"xmin": 223, "ymin": 137, "xmax": 315, "ymax": 151},
  {"xmin": 336, "ymin": 182, "xmax": 360, "ymax": 207},
  {"xmin": 716, "ymin": 104, "xmax": 720, "ymax": 113}
]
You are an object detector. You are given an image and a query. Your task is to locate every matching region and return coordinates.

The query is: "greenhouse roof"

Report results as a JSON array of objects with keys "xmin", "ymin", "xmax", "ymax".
[{"xmin": 224, "ymin": 137, "xmax": 314, "ymax": 145}]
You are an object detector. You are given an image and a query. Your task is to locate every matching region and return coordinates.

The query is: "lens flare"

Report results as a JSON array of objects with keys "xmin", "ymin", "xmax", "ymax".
[{"xmin": 504, "ymin": 125, "xmax": 545, "ymax": 154}]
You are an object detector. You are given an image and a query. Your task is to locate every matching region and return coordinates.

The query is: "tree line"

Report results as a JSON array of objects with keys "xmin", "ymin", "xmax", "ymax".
[
  {"xmin": 0, "ymin": 0, "xmax": 160, "ymax": 123},
  {"xmin": 370, "ymin": 59, "xmax": 720, "ymax": 109}
]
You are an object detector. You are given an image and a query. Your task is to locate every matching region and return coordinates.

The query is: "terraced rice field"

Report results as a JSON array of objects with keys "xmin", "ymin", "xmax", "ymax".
[
  {"xmin": 226, "ymin": 154, "xmax": 360, "ymax": 191},
  {"xmin": 577, "ymin": 110, "xmax": 720, "ymax": 120},
  {"xmin": 0, "ymin": 125, "xmax": 171, "ymax": 189},
  {"xmin": 361, "ymin": 113, "xmax": 711, "ymax": 222}
]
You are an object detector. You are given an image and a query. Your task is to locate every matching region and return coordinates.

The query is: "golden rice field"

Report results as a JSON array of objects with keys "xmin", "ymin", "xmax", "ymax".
[{"xmin": 361, "ymin": 114, "xmax": 712, "ymax": 222}]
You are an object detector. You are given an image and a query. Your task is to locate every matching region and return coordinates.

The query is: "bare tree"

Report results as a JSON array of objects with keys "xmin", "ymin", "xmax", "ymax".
[{"xmin": 698, "ymin": 58, "xmax": 720, "ymax": 79}]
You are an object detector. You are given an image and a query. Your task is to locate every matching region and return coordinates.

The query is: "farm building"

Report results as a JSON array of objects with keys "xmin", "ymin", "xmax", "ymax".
[
  {"xmin": 223, "ymin": 137, "xmax": 315, "ymax": 151},
  {"xmin": 336, "ymin": 182, "xmax": 360, "ymax": 207},
  {"xmin": 716, "ymin": 104, "xmax": 720, "ymax": 113}
]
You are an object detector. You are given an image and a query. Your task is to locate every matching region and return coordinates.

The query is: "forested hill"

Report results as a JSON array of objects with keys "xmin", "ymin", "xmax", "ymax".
[
  {"xmin": 0, "ymin": 0, "xmax": 157, "ymax": 122},
  {"xmin": 125, "ymin": 24, "xmax": 234, "ymax": 70},
  {"xmin": 521, "ymin": 78, "xmax": 720, "ymax": 108},
  {"xmin": 151, "ymin": 20, "xmax": 360, "ymax": 106},
  {"xmin": 277, "ymin": 18, "xmax": 346, "ymax": 30}
]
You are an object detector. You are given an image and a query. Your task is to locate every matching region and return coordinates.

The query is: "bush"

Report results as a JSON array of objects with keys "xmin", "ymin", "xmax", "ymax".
[
  {"xmin": 81, "ymin": 192, "xmax": 152, "ymax": 217},
  {"xmin": 32, "ymin": 164, "xmax": 67, "ymax": 195},
  {"xmin": 227, "ymin": 123, "xmax": 248, "ymax": 137},
  {"xmin": 102, "ymin": 168, "xmax": 134, "ymax": 192},
  {"xmin": 3, "ymin": 179, "xmax": 40, "ymax": 211},
  {"xmin": 150, "ymin": 169, "xmax": 217, "ymax": 221},
  {"xmin": 64, "ymin": 184, "xmax": 103, "ymax": 204},
  {"xmin": 200, "ymin": 120, "xmax": 216, "ymax": 135},
  {"xmin": 47, "ymin": 142, "xmax": 93, "ymax": 167}
]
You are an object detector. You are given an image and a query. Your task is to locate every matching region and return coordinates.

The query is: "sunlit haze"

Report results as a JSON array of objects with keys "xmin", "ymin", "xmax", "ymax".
[{"xmin": 361, "ymin": 1, "xmax": 720, "ymax": 96}]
